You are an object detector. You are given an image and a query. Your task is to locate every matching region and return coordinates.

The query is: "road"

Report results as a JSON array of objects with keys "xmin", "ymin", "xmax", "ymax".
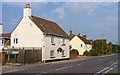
[{"xmin": 2, "ymin": 54, "xmax": 119, "ymax": 75}]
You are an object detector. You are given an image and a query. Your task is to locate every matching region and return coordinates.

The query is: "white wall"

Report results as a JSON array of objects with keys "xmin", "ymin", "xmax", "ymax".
[
  {"xmin": 0, "ymin": 25, "xmax": 2, "ymax": 35},
  {"xmin": 43, "ymin": 35, "xmax": 69, "ymax": 61},
  {"xmin": 23, "ymin": 8, "xmax": 31, "ymax": 17},
  {"xmin": 70, "ymin": 36, "xmax": 86, "ymax": 55},
  {"xmin": 0, "ymin": 38, "xmax": 3, "ymax": 52},
  {"xmin": 86, "ymin": 44, "xmax": 92, "ymax": 52},
  {"xmin": 11, "ymin": 17, "xmax": 44, "ymax": 48}
]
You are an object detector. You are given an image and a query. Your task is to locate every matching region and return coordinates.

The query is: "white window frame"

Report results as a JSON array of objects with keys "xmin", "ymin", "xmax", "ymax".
[
  {"xmin": 0, "ymin": 38, "xmax": 4, "ymax": 45},
  {"xmin": 63, "ymin": 39, "xmax": 65, "ymax": 44},
  {"xmin": 51, "ymin": 37, "xmax": 54, "ymax": 44},
  {"xmin": 50, "ymin": 50, "xmax": 54, "ymax": 57},
  {"xmin": 13, "ymin": 38, "xmax": 18, "ymax": 44},
  {"xmin": 2, "ymin": 39, "xmax": 4, "ymax": 44},
  {"xmin": 62, "ymin": 50, "xmax": 65, "ymax": 56}
]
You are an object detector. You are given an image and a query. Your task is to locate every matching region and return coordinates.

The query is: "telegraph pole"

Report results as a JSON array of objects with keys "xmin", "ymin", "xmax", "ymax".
[{"xmin": 101, "ymin": 34, "xmax": 104, "ymax": 55}]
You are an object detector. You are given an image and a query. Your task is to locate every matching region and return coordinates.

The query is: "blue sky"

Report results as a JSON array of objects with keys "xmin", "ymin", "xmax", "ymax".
[{"xmin": 0, "ymin": 2, "xmax": 118, "ymax": 44}]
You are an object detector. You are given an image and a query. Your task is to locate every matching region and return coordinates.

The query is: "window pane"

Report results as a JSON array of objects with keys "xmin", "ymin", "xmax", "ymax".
[
  {"xmin": 81, "ymin": 44, "xmax": 82, "ymax": 47},
  {"xmin": 62, "ymin": 50, "xmax": 64, "ymax": 56},
  {"xmin": 16, "ymin": 38, "xmax": 18, "ymax": 44},
  {"xmin": 50, "ymin": 50, "xmax": 54, "ymax": 57},
  {"xmin": 2, "ymin": 39, "xmax": 4, "ymax": 44},
  {"xmin": 51, "ymin": 37, "xmax": 54, "ymax": 44},
  {"xmin": 63, "ymin": 39, "xmax": 65, "ymax": 44},
  {"xmin": 14, "ymin": 39, "xmax": 16, "ymax": 43}
]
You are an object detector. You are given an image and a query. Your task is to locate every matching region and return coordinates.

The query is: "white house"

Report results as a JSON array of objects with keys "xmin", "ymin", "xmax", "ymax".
[
  {"xmin": 0, "ymin": 23, "xmax": 3, "ymax": 51},
  {"xmin": 11, "ymin": 4, "xmax": 69, "ymax": 62},
  {"xmin": 0, "ymin": 24, "xmax": 11, "ymax": 52},
  {"xmin": 69, "ymin": 31, "xmax": 92, "ymax": 55}
]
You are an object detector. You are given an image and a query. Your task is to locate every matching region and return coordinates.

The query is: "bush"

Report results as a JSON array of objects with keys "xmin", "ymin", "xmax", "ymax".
[
  {"xmin": 90, "ymin": 49, "xmax": 99, "ymax": 56},
  {"xmin": 83, "ymin": 50, "xmax": 90, "ymax": 56},
  {"xmin": 84, "ymin": 49, "xmax": 100, "ymax": 56}
]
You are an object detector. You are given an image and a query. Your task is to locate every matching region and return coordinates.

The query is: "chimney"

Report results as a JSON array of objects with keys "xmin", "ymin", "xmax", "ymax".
[
  {"xmin": 23, "ymin": 4, "xmax": 31, "ymax": 17},
  {"xmin": 78, "ymin": 33, "xmax": 80, "ymax": 37},
  {"xmin": 70, "ymin": 30, "xmax": 72, "ymax": 35},
  {"xmin": 0, "ymin": 23, "xmax": 2, "ymax": 35},
  {"xmin": 83, "ymin": 35, "xmax": 87, "ymax": 38}
]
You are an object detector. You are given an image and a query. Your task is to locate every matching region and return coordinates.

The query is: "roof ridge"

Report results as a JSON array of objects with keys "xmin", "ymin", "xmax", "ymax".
[
  {"xmin": 31, "ymin": 15, "xmax": 56, "ymax": 24},
  {"xmin": 30, "ymin": 15, "xmax": 68, "ymax": 38}
]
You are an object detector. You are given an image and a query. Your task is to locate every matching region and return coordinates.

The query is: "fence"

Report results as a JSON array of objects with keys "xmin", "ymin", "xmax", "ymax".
[{"xmin": 2, "ymin": 47, "xmax": 42, "ymax": 65}]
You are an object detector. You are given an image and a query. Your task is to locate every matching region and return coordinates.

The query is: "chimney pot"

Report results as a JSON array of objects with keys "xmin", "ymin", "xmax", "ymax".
[
  {"xmin": 78, "ymin": 33, "xmax": 80, "ymax": 36},
  {"xmin": 70, "ymin": 30, "xmax": 72, "ymax": 35},
  {"xmin": 83, "ymin": 35, "xmax": 87, "ymax": 38},
  {"xmin": 23, "ymin": 4, "xmax": 31, "ymax": 17},
  {"xmin": 25, "ymin": 4, "xmax": 30, "ymax": 8}
]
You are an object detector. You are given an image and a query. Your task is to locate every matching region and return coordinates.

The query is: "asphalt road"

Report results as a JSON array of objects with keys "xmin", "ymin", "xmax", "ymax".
[{"xmin": 2, "ymin": 54, "xmax": 119, "ymax": 75}]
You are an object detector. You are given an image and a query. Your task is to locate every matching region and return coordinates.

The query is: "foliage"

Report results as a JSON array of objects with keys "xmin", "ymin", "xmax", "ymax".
[
  {"xmin": 85, "ymin": 41, "xmax": 119, "ymax": 56},
  {"xmin": 83, "ymin": 49, "xmax": 100, "ymax": 56}
]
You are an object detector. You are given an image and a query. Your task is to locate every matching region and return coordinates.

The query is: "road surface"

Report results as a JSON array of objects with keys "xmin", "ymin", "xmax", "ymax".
[{"xmin": 2, "ymin": 54, "xmax": 119, "ymax": 75}]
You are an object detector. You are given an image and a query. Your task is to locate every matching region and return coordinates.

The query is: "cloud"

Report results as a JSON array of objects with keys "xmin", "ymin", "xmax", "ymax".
[
  {"xmin": 51, "ymin": 7, "xmax": 65, "ymax": 19},
  {"xmin": 61, "ymin": 2, "xmax": 116, "ymax": 16}
]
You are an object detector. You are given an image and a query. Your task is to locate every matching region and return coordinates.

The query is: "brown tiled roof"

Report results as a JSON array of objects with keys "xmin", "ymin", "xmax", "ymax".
[
  {"xmin": 0, "ymin": 33, "xmax": 11, "ymax": 46},
  {"xmin": 30, "ymin": 15, "xmax": 68, "ymax": 38},
  {"xmin": 69, "ymin": 34, "xmax": 76, "ymax": 40},
  {"xmin": 77, "ymin": 35, "xmax": 92, "ymax": 44},
  {"xmin": 1, "ymin": 33, "xmax": 11, "ymax": 38},
  {"xmin": 95, "ymin": 39, "xmax": 107, "ymax": 44}
]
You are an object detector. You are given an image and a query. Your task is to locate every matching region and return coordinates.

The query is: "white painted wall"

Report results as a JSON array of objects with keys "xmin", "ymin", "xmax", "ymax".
[
  {"xmin": 70, "ymin": 36, "xmax": 86, "ymax": 55},
  {"xmin": 11, "ymin": 17, "xmax": 44, "ymax": 48},
  {"xmin": 86, "ymin": 44, "xmax": 92, "ymax": 52},
  {"xmin": 43, "ymin": 35, "xmax": 69, "ymax": 61},
  {"xmin": 0, "ymin": 24, "xmax": 2, "ymax": 35},
  {"xmin": 0, "ymin": 38, "xmax": 3, "ymax": 52},
  {"xmin": 11, "ymin": 4, "xmax": 70, "ymax": 61},
  {"xmin": 23, "ymin": 7, "xmax": 31, "ymax": 17},
  {"xmin": 0, "ymin": 24, "xmax": 3, "ymax": 51}
]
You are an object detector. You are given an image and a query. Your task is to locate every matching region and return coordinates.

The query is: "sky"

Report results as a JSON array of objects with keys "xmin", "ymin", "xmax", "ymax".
[{"xmin": 0, "ymin": 2, "xmax": 118, "ymax": 44}]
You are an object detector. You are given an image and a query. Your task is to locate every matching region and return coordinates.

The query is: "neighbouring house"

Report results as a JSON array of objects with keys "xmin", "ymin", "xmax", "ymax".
[
  {"xmin": 11, "ymin": 4, "xmax": 69, "ymax": 62},
  {"xmin": 93, "ymin": 39, "xmax": 107, "ymax": 51},
  {"xmin": 94, "ymin": 39, "xmax": 107, "ymax": 45},
  {"xmin": 0, "ymin": 23, "xmax": 11, "ymax": 51},
  {"xmin": 69, "ymin": 30, "xmax": 92, "ymax": 55},
  {"xmin": 0, "ymin": 23, "xmax": 3, "ymax": 51},
  {"xmin": 0, "ymin": 23, "xmax": 11, "ymax": 65}
]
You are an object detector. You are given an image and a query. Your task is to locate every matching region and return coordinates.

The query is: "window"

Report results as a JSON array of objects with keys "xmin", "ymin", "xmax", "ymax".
[
  {"xmin": 50, "ymin": 50, "xmax": 55, "ymax": 58},
  {"xmin": 62, "ymin": 39, "xmax": 66, "ymax": 46},
  {"xmin": 13, "ymin": 38, "xmax": 18, "ymax": 44},
  {"xmin": 51, "ymin": 37, "xmax": 55, "ymax": 45},
  {"xmin": 2, "ymin": 39, "xmax": 4, "ymax": 44},
  {"xmin": 14, "ymin": 39, "xmax": 16, "ymax": 43},
  {"xmin": 16, "ymin": 38, "xmax": 18, "ymax": 44},
  {"xmin": 81, "ymin": 44, "xmax": 83, "ymax": 47},
  {"xmin": 62, "ymin": 50, "xmax": 65, "ymax": 57},
  {"xmin": 0, "ymin": 39, "xmax": 3, "ymax": 45},
  {"xmin": 63, "ymin": 39, "xmax": 65, "ymax": 44}
]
